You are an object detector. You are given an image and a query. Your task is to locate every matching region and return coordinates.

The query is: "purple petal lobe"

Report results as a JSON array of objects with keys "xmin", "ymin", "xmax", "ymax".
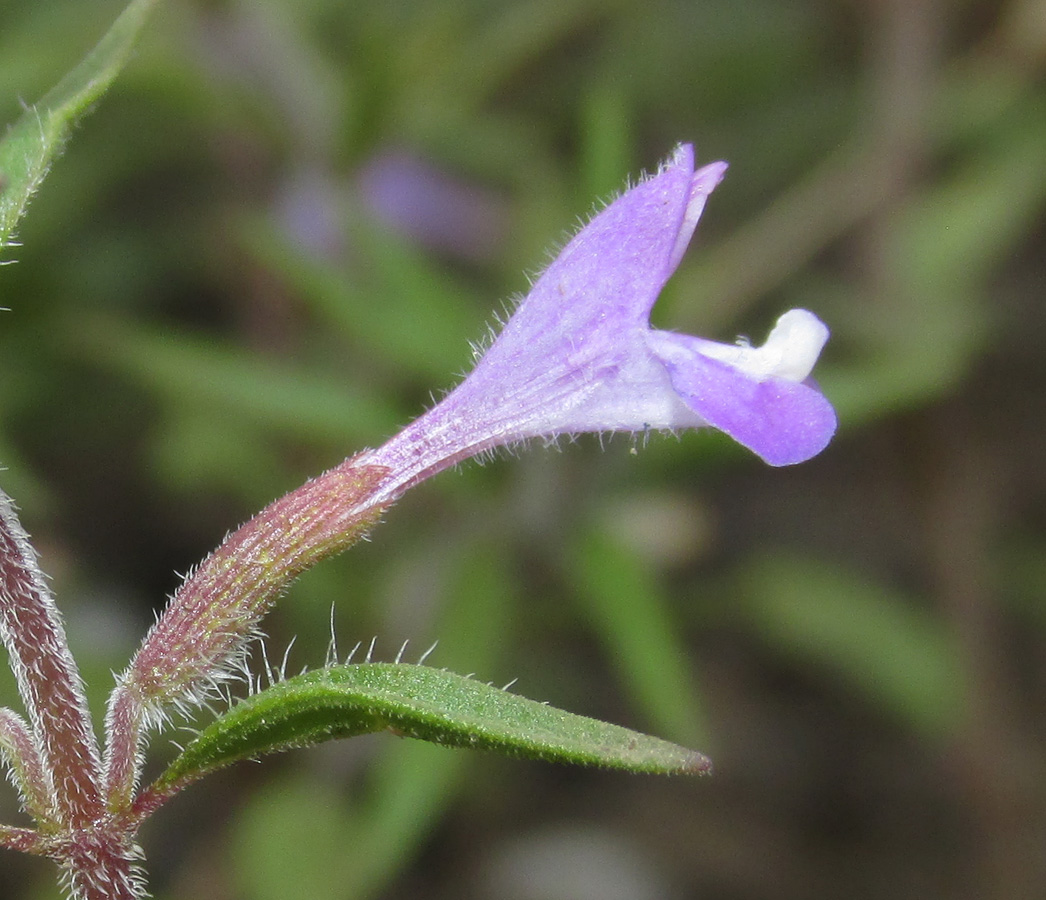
[
  {"xmin": 668, "ymin": 160, "xmax": 729, "ymax": 271},
  {"xmin": 488, "ymin": 142, "xmax": 698, "ymax": 350},
  {"xmin": 648, "ymin": 331, "xmax": 837, "ymax": 466}
]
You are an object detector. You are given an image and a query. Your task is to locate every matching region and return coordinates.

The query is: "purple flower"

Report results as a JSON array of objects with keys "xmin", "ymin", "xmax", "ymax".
[
  {"xmin": 363, "ymin": 143, "xmax": 835, "ymax": 503},
  {"xmin": 107, "ymin": 145, "xmax": 836, "ymax": 831}
]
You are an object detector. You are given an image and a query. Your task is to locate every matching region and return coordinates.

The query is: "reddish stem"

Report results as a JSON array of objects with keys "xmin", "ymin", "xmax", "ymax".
[
  {"xmin": 0, "ymin": 825, "xmax": 46, "ymax": 854},
  {"xmin": 0, "ymin": 706, "xmax": 56, "ymax": 825},
  {"xmin": 0, "ymin": 494, "xmax": 102, "ymax": 829},
  {"xmin": 58, "ymin": 825, "xmax": 143, "ymax": 900}
]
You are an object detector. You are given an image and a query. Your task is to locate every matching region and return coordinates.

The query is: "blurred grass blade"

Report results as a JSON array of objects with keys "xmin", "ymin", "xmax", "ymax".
[
  {"xmin": 578, "ymin": 83, "xmax": 633, "ymax": 204},
  {"xmin": 739, "ymin": 553, "xmax": 965, "ymax": 738},
  {"xmin": 568, "ymin": 526, "xmax": 708, "ymax": 746},
  {"xmin": 0, "ymin": 0, "xmax": 158, "ymax": 252},
  {"xmin": 70, "ymin": 314, "xmax": 400, "ymax": 446},
  {"xmin": 157, "ymin": 663, "xmax": 710, "ymax": 792},
  {"xmin": 239, "ymin": 216, "xmax": 481, "ymax": 382}
]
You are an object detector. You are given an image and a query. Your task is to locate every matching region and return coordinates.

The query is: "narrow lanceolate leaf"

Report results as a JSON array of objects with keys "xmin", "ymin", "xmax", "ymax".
[
  {"xmin": 0, "ymin": 0, "xmax": 159, "ymax": 252},
  {"xmin": 153, "ymin": 664, "xmax": 711, "ymax": 796}
]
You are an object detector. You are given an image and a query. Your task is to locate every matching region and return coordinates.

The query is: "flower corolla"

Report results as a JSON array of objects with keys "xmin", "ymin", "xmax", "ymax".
[{"xmin": 364, "ymin": 144, "xmax": 835, "ymax": 503}]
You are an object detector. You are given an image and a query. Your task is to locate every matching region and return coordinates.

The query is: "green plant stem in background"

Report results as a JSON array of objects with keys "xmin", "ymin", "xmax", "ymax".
[{"xmin": 0, "ymin": 0, "xmax": 160, "ymax": 254}]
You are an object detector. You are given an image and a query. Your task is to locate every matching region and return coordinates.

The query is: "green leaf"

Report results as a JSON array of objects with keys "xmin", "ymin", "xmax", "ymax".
[
  {"xmin": 0, "ymin": 0, "xmax": 158, "ymax": 253},
  {"xmin": 158, "ymin": 663, "xmax": 710, "ymax": 792}
]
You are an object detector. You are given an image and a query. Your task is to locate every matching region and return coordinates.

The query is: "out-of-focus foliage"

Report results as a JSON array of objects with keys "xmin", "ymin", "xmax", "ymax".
[
  {"xmin": 0, "ymin": 0, "xmax": 159, "ymax": 254},
  {"xmin": 1, "ymin": 0, "xmax": 1045, "ymax": 898}
]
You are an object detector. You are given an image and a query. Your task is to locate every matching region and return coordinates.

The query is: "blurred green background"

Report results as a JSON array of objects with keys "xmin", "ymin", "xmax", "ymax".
[{"xmin": 2, "ymin": 0, "xmax": 1046, "ymax": 897}]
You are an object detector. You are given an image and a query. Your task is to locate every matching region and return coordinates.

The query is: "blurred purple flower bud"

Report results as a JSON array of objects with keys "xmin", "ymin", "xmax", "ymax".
[
  {"xmin": 273, "ymin": 168, "xmax": 348, "ymax": 260},
  {"xmin": 357, "ymin": 150, "xmax": 508, "ymax": 262},
  {"xmin": 363, "ymin": 144, "xmax": 836, "ymax": 503}
]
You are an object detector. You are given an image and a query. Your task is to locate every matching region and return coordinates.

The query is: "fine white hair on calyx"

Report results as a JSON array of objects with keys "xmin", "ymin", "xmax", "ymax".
[{"xmin": 133, "ymin": 619, "xmax": 265, "ymax": 734}]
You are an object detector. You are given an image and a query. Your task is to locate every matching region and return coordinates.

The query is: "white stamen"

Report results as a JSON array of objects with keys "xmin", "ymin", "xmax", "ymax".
[{"xmin": 697, "ymin": 309, "xmax": 829, "ymax": 383}]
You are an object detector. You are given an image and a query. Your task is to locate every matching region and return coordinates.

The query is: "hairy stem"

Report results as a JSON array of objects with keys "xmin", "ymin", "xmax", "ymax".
[
  {"xmin": 0, "ymin": 706, "xmax": 57, "ymax": 826},
  {"xmin": 60, "ymin": 828, "xmax": 144, "ymax": 900},
  {"xmin": 0, "ymin": 824, "xmax": 45, "ymax": 854},
  {"xmin": 0, "ymin": 492, "xmax": 102, "ymax": 829}
]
